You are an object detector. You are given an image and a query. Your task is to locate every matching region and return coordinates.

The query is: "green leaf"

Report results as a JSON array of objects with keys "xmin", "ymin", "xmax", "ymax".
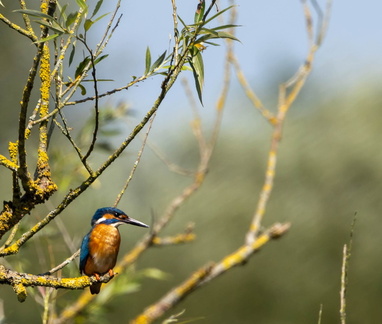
[
  {"xmin": 196, "ymin": 30, "xmax": 240, "ymax": 44},
  {"xmin": 151, "ymin": 51, "xmax": 167, "ymax": 71},
  {"xmin": 194, "ymin": 0, "xmax": 205, "ymax": 23},
  {"xmin": 177, "ymin": 15, "xmax": 188, "ymax": 29},
  {"xmin": 13, "ymin": 9, "xmax": 54, "ymax": 20},
  {"xmin": 84, "ymin": 18, "xmax": 93, "ymax": 31},
  {"xmin": 209, "ymin": 24, "xmax": 241, "ymax": 31},
  {"xmin": 92, "ymin": 0, "xmax": 104, "ymax": 18},
  {"xmin": 75, "ymin": 0, "xmax": 88, "ymax": 12},
  {"xmin": 68, "ymin": 44, "xmax": 76, "ymax": 66},
  {"xmin": 36, "ymin": 20, "xmax": 65, "ymax": 34},
  {"xmin": 66, "ymin": 12, "xmax": 78, "ymax": 28},
  {"xmin": 203, "ymin": 5, "xmax": 236, "ymax": 26},
  {"xmin": 145, "ymin": 47, "xmax": 151, "ymax": 75},
  {"xmin": 94, "ymin": 54, "xmax": 109, "ymax": 65},
  {"xmin": 57, "ymin": 3, "xmax": 68, "ymax": 21},
  {"xmin": 93, "ymin": 12, "xmax": 109, "ymax": 24},
  {"xmin": 75, "ymin": 56, "xmax": 90, "ymax": 78},
  {"xmin": 189, "ymin": 50, "xmax": 204, "ymax": 105},
  {"xmin": 78, "ymin": 83, "xmax": 87, "ymax": 95},
  {"xmin": 161, "ymin": 65, "xmax": 192, "ymax": 71},
  {"xmin": 35, "ymin": 33, "xmax": 60, "ymax": 44},
  {"xmin": 203, "ymin": 40, "xmax": 219, "ymax": 46}
]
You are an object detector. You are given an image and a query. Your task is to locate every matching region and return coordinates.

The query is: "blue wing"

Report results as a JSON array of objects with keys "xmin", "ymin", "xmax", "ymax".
[{"xmin": 79, "ymin": 232, "xmax": 91, "ymax": 274}]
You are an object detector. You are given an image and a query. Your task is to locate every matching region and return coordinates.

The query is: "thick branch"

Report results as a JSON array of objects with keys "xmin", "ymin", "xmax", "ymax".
[
  {"xmin": 131, "ymin": 223, "xmax": 290, "ymax": 323},
  {"xmin": 0, "ymin": 265, "xmax": 113, "ymax": 303}
]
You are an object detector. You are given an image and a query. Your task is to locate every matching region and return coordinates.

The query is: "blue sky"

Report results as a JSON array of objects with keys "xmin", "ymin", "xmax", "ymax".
[{"xmin": 90, "ymin": 0, "xmax": 382, "ymax": 115}]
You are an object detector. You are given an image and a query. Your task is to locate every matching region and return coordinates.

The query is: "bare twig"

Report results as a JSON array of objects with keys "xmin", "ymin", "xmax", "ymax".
[
  {"xmin": 80, "ymin": 45, "xmax": 100, "ymax": 163},
  {"xmin": 246, "ymin": 0, "xmax": 332, "ymax": 245},
  {"xmin": 339, "ymin": 244, "xmax": 348, "ymax": 324},
  {"xmin": 318, "ymin": 304, "xmax": 323, "ymax": 324},
  {"xmin": 339, "ymin": 214, "xmax": 356, "ymax": 324},
  {"xmin": 40, "ymin": 250, "xmax": 80, "ymax": 276},
  {"xmin": 114, "ymin": 113, "xmax": 156, "ymax": 207},
  {"xmin": 171, "ymin": 0, "xmax": 179, "ymax": 65},
  {"xmin": 230, "ymin": 55, "xmax": 276, "ymax": 124}
]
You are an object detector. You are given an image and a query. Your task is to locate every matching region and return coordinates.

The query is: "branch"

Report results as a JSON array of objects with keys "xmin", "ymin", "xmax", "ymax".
[
  {"xmin": 0, "ymin": 13, "xmax": 37, "ymax": 42},
  {"xmin": 245, "ymin": 0, "xmax": 331, "ymax": 245},
  {"xmin": 131, "ymin": 223, "xmax": 290, "ymax": 323},
  {"xmin": 0, "ymin": 265, "xmax": 113, "ymax": 303},
  {"xmin": 114, "ymin": 112, "xmax": 156, "ymax": 207},
  {"xmin": 0, "ymin": 13, "xmax": 195, "ymax": 250},
  {"xmin": 152, "ymin": 224, "xmax": 196, "ymax": 246}
]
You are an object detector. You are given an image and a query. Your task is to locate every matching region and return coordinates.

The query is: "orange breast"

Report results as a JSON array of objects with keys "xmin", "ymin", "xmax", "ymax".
[{"xmin": 84, "ymin": 224, "xmax": 121, "ymax": 276}]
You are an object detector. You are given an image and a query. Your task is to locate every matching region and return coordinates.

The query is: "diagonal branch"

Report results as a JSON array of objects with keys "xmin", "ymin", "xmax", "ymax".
[{"xmin": 131, "ymin": 223, "xmax": 290, "ymax": 324}]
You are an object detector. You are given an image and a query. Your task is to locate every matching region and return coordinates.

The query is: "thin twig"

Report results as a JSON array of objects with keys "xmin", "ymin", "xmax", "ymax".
[
  {"xmin": 40, "ymin": 250, "xmax": 80, "ymax": 276},
  {"xmin": 339, "ymin": 214, "xmax": 356, "ymax": 324},
  {"xmin": 114, "ymin": 113, "xmax": 156, "ymax": 207},
  {"xmin": 170, "ymin": 0, "xmax": 179, "ymax": 65},
  {"xmin": 245, "ymin": 0, "xmax": 331, "ymax": 245},
  {"xmin": 80, "ymin": 45, "xmax": 100, "ymax": 162},
  {"xmin": 339, "ymin": 244, "xmax": 348, "ymax": 324},
  {"xmin": 318, "ymin": 304, "xmax": 323, "ymax": 324},
  {"xmin": 230, "ymin": 55, "xmax": 276, "ymax": 124}
]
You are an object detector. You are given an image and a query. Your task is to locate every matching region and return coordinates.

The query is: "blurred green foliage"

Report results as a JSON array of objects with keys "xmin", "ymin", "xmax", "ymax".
[
  {"xmin": 1, "ymin": 1, "xmax": 382, "ymax": 323},
  {"xmin": 1, "ymin": 77, "xmax": 381, "ymax": 323}
]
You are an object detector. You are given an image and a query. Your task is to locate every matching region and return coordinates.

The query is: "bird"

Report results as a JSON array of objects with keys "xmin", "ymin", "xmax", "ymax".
[{"xmin": 79, "ymin": 207, "xmax": 149, "ymax": 294}]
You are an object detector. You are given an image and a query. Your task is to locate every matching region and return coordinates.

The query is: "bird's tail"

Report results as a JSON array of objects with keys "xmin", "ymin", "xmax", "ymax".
[{"xmin": 90, "ymin": 282, "xmax": 102, "ymax": 294}]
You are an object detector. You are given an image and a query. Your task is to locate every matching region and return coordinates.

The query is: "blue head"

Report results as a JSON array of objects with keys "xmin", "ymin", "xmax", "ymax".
[{"xmin": 90, "ymin": 207, "xmax": 149, "ymax": 228}]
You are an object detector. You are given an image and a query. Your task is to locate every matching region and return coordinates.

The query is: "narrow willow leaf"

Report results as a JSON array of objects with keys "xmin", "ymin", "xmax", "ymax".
[
  {"xmin": 203, "ymin": 5, "xmax": 235, "ymax": 26},
  {"xmin": 37, "ymin": 20, "xmax": 65, "ymax": 34},
  {"xmin": 161, "ymin": 65, "xmax": 192, "ymax": 71},
  {"xmin": 35, "ymin": 33, "xmax": 60, "ymax": 43},
  {"xmin": 151, "ymin": 51, "xmax": 167, "ymax": 71},
  {"xmin": 94, "ymin": 54, "xmax": 109, "ymax": 65},
  {"xmin": 177, "ymin": 15, "xmax": 187, "ymax": 29},
  {"xmin": 14, "ymin": 9, "xmax": 54, "ymax": 20},
  {"xmin": 93, "ymin": 12, "xmax": 109, "ymax": 24},
  {"xmin": 58, "ymin": 3, "xmax": 68, "ymax": 21},
  {"xmin": 194, "ymin": 0, "xmax": 205, "ymax": 23},
  {"xmin": 209, "ymin": 24, "xmax": 241, "ymax": 31},
  {"xmin": 203, "ymin": 40, "xmax": 219, "ymax": 46},
  {"xmin": 69, "ymin": 44, "xmax": 76, "ymax": 66},
  {"xmin": 92, "ymin": 0, "xmax": 104, "ymax": 18},
  {"xmin": 75, "ymin": 0, "xmax": 88, "ymax": 12},
  {"xmin": 197, "ymin": 31, "xmax": 240, "ymax": 44},
  {"xmin": 75, "ymin": 56, "xmax": 90, "ymax": 78},
  {"xmin": 189, "ymin": 50, "xmax": 204, "ymax": 105},
  {"xmin": 66, "ymin": 12, "xmax": 78, "ymax": 28},
  {"xmin": 145, "ymin": 47, "xmax": 151, "ymax": 74}
]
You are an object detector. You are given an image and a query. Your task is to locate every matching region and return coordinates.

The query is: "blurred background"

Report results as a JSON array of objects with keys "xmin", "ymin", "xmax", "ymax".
[{"xmin": 1, "ymin": 0, "xmax": 382, "ymax": 323}]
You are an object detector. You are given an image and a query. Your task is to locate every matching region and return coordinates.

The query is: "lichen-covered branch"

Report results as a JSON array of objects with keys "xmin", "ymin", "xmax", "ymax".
[
  {"xmin": 130, "ymin": 223, "xmax": 290, "ymax": 324},
  {"xmin": 0, "ymin": 265, "xmax": 113, "ymax": 303}
]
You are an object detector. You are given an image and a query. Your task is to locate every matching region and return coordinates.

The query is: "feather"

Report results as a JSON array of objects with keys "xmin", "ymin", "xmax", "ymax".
[{"xmin": 79, "ymin": 232, "xmax": 91, "ymax": 274}]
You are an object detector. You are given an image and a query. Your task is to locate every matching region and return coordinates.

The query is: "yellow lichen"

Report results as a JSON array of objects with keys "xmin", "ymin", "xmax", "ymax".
[
  {"xmin": 12, "ymin": 283, "xmax": 27, "ymax": 302},
  {"xmin": 40, "ymin": 1, "xmax": 48, "ymax": 13},
  {"xmin": 8, "ymin": 141, "xmax": 18, "ymax": 163}
]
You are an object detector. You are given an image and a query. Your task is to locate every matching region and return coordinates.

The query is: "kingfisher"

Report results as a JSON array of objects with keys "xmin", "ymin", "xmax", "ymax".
[{"xmin": 79, "ymin": 207, "xmax": 149, "ymax": 294}]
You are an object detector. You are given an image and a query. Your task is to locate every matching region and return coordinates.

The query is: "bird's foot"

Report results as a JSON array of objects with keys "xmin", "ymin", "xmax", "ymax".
[
  {"xmin": 108, "ymin": 269, "xmax": 114, "ymax": 277},
  {"xmin": 94, "ymin": 273, "xmax": 101, "ymax": 281}
]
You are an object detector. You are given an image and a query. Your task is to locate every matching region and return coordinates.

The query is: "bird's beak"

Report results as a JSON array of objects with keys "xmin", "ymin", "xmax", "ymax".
[{"xmin": 125, "ymin": 217, "xmax": 149, "ymax": 228}]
